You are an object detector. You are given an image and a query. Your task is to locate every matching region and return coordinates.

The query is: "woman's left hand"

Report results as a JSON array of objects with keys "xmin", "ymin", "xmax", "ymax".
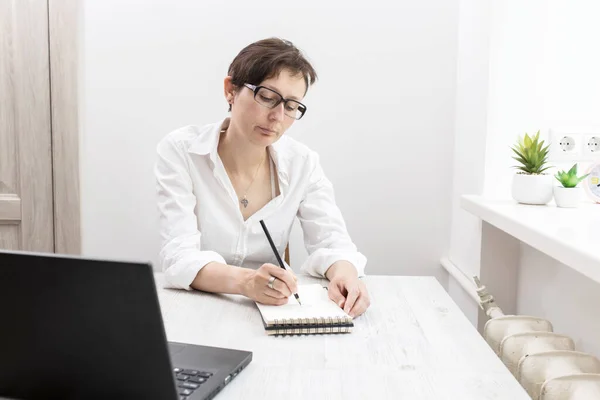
[{"xmin": 326, "ymin": 261, "xmax": 370, "ymax": 318}]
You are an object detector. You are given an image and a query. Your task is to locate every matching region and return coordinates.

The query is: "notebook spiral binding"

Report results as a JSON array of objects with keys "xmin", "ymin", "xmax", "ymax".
[{"xmin": 269, "ymin": 316, "xmax": 353, "ymax": 336}]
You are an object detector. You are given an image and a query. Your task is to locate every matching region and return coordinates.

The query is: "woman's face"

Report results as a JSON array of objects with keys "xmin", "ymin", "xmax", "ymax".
[{"xmin": 226, "ymin": 68, "xmax": 307, "ymax": 147}]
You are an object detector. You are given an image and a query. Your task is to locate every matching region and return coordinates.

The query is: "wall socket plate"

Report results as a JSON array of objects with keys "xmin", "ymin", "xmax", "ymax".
[
  {"xmin": 549, "ymin": 130, "xmax": 583, "ymax": 162},
  {"xmin": 582, "ymin": 134, "xmax": 600, "ymax": 161}
]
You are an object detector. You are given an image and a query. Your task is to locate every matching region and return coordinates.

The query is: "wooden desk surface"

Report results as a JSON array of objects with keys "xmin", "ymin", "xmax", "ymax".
[{"xmin": 155, "ymin": 274, "xmax": 530, "ymax": 399}]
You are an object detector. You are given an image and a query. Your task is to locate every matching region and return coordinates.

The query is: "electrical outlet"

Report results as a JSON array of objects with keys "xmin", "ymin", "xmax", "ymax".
[
  {"xmin": 549, "ymin": 130, "xmax": 582, "ymax": 162},
  {"xmin": 582, "ymin": 134, "xmax": 600, "ymax": 160}
]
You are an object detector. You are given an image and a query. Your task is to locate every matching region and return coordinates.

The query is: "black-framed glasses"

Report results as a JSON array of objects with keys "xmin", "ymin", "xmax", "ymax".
[{"xmin": 244, "ymin": 83, "xmax": 307, "ymax": 120}]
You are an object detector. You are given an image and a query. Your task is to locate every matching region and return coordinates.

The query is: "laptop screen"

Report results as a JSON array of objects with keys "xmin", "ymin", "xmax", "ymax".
[{"xmin": 0, "ymin": 251, "xmax": 178, "ymax": 400}]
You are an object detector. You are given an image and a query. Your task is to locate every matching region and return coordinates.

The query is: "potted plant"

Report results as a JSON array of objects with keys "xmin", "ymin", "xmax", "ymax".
[
  {"xmin": 553, "ymin": 164, "xmax": 589, "ymax": 208},
  {"xmin": 510, "ymin": 131, "xmax": 553, "ymax": 205}
]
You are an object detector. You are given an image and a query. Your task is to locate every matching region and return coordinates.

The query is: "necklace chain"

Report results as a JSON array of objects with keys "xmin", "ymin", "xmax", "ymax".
[
  {"xmin": 224, "ymin": 153, "xmax": 266, "ymax": 209},
  {"xmin": 220, "ymin": 127, "xmax": 267, "ymax": 209}
]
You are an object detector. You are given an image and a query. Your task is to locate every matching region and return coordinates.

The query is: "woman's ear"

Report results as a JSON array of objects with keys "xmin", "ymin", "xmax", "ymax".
[{"xmin": 224, "ymin": 76, "xmax": 236, "ymax": 105}]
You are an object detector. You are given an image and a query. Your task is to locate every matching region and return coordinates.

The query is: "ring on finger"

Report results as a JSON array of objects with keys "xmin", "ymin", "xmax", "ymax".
[{"xmin": 267, "ymin": 276, "xmax": 276, "ymax": 290}]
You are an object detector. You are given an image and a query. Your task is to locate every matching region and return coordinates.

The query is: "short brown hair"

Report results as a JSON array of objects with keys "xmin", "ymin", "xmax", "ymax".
[{"xmin": 227, "ymin": 38, "xmax": 318, "ymax": 111}]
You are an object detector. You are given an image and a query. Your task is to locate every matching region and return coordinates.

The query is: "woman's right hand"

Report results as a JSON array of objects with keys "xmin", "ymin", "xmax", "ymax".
[{"xmin": 241, "ymin": 263, "xmax": 298, "ymax": 305}]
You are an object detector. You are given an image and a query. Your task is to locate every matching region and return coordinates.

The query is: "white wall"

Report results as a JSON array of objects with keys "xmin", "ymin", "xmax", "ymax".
[
  {"xmin": 447, "ymin": 0, "xmax": 600, "ymax": 354},
  {"xmin": 514, "ymin": 0, "xmax": 600, "ymax": 358},
  {"xmin": 483, "ymin": 0, "xmax": 600, "ymax": 198},
  {"xmin": 446, "ymin": 0, "xmax": 549, "ymax": 325},
  {"xmin": 482, "ymin": 0, "xmax": 548, "ymax": 199},
  {"xmin": 446, "ymin": 0, "xmax": 492, "ymax": 324},
  {"xmin": 518, "ymin": 244, "xmax": 600, "ymax": 358},
  {"xmin": 81, "ymin": 0, "xmax": 460, "ymax": 279},
  {"xmin": 480, "ymin": 0, "xmax": 600, "ymax": 356}
]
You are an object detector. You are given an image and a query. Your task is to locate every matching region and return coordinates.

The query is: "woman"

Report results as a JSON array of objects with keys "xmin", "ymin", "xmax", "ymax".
[{"xmin": 155, "ymin": 38, "xmax": 370, "ymax": 318}]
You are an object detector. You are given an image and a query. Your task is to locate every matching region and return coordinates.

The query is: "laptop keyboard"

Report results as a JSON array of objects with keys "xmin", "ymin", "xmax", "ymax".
[{"xmin": 173, "ymin": 367, "xmax": 213, "ymax": 399}]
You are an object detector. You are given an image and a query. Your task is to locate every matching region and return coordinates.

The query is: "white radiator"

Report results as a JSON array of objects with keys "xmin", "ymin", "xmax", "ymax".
[{"xmin": 474, "ymin": 277, "xmax": 600, "ymax": 400}]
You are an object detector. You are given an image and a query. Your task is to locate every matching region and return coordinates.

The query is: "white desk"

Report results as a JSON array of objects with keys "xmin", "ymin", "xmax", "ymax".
[{"xmin": 155, "ymin": 274, "xmax": 529, "ymax": 399}]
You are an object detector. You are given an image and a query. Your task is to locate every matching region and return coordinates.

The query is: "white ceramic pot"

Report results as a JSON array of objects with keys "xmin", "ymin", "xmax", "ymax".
[
  {"xmin": 511, "ymin": 173, "xmax": 553, "ymax": 205},
  {"xmin": 553, "ymin": 186, "xmax": 582, "ymax": 208}
]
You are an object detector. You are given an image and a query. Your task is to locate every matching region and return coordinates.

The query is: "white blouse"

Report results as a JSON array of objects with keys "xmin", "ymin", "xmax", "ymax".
[{"xmin": 155, "ymin": 117, "xmax": 367, "ymax": 290}]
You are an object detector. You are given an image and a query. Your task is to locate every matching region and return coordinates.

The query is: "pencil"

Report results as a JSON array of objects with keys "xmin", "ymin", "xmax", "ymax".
[{"xmin": 259, "ymin": 220, "xmax": 302, "ymax": 305}]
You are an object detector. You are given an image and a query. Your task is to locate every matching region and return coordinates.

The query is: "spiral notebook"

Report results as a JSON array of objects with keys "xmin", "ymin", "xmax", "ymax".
[{"xmin": 255, "ymin": 284, "xmax": 354, "ymax": 336}]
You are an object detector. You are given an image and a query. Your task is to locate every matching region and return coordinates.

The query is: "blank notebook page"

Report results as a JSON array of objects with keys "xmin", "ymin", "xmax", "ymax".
[{"xmin": 255, "ymin": 283, "xmax": 351, "ymax": 322}]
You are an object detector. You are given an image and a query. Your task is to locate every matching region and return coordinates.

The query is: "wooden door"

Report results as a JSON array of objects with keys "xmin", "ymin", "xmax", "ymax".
[{"xmin": 0, "ymin": 0, "xmax": 54, "ymax": 252}]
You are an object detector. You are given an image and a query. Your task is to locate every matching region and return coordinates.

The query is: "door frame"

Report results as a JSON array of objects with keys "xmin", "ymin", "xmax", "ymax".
[{"xmin": 49, "ymin": 0, "xmax": 81, "ymax": 254}]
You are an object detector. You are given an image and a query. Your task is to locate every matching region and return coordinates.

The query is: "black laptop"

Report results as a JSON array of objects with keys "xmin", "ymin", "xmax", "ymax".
[{"xmin": 0, "ymin": 250, "xmax": 252, "ymax": 400}]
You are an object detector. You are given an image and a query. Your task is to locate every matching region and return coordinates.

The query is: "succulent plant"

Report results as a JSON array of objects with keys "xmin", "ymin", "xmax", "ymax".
[
  {"xmin": 555, "ymin": 164, "xmax": 589, "ymax": 188},
  {"xmin": 511, "ymin": 131, "xmax": 551, "ymax": 175}
]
